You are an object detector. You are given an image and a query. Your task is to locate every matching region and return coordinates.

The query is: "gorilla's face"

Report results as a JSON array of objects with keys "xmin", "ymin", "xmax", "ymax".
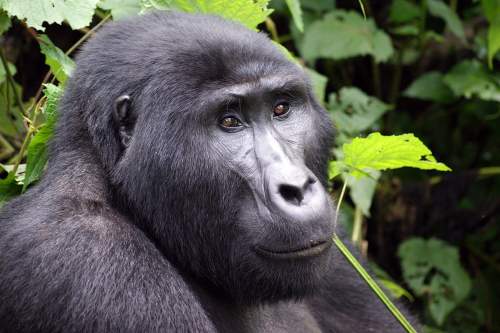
[{"xmin": 110, "ymin": 27, "xmax": 335, "ymax": 303}]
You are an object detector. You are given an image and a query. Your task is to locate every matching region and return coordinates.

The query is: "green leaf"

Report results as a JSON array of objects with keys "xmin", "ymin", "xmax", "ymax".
[
  {"xmin": 347, "ymin": 169, "xmax": 380, "ymax": 217},
  {"xmin": 389, "ymin": 0, "xmax": 422, "ymax": 23},
  {"xmin": 443, "ymin": 59, "xmax": 500, "ymax": 102},
  {"xmin": 0, "ymin": 0, "xmax": 99, "ymax": 30},
  {"xmin": 0, "ymin": 61, "xmax": 16, "ymax": 82},
  {"xmin": 398, "ymin": 238, "xmax": 471, "ymax": 325},
  {"xmin": 0, "ymin": 9, "xmax": 11, "ymax": 34},
  {"xmin": 0, "ymin": 174, "xmax": 22, "ymax": 205},
  {"xmin": 426, "ymin": 0, "xmax": 465, "ymax": 40},
  {"xmin": 38, "ymin": 35, "xmax": 75, "ymax": 84},
  {"xmin": 335, "ymin": 132, "xmax": 451, "ymax": 178},
  {"xmin": 481, "ymin": 0, "xmax": 499, "ymax": 22},
  {"xmin": 302, "ymin": 10, "xmax": 394, "ymax": 63},
  {"xmin": 165, "ymin": 0, "xmax": 272, "ymax": 30},
  {"xmin": 99, "ymin": 0, "xmax": 142, "ymax": 19},
  {"xmin": 305, "ymin": 67, "xmax": 327, "ymax": 103},
  {"xmin": 23, "ymin": 84, "xmax": 62, "ymax": 190},
  {"xmin": 390, "ymin": 24, "xmax": 419, "ymax": 36},
  {"xmin": 328, "ymin": 87, "xmax": 392, "ymax": 135},
  {"xmin": 285, "ymin": 0, "xmax": 303, "ymax": 32},
  {"xmin": 403, "ymin": 71, "xmax": 455, "ymax": 103},
  {"xmin": 0, "ymin": 81, "xmax": 24, "ymax": 137}
]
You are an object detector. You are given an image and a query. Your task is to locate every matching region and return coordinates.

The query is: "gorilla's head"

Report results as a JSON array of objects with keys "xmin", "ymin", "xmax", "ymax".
[{"xmin": 62, "ymin": 11, "xmax": 335, "ymax": 303}]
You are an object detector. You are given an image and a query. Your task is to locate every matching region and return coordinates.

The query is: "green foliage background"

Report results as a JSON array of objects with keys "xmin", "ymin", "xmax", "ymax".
[{"xmin": 0, "ymin": 0, "xmax": 498, "ymax": 332}]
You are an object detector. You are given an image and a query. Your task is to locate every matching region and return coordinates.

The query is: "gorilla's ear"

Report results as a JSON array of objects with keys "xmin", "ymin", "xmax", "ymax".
[{"xmin": 113, "ymin": 95, "xmax": 136, "ymax": 149}]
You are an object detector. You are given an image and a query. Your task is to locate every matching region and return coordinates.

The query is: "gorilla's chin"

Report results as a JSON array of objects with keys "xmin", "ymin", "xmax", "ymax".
[{"xmin": 222, "ymin": 240, "xmax": 333, "ymax": 304}]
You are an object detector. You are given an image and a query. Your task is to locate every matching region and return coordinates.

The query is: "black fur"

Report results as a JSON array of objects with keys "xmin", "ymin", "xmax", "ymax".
[{"xmin": 0, "ymin": 12, "xmax": 417, "ymax": 332}]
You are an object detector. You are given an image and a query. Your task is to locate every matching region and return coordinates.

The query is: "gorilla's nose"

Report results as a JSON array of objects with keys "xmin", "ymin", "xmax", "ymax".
[
  {"xmin": 266, "ymin": 164, "xmax": 328, "ymax": 221},
  {"xmin": 277, "ymin": 176, "xmax": 316, "ymax": 206}
]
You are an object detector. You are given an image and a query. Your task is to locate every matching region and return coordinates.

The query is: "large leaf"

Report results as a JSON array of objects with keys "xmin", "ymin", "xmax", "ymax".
[
  {"xmin": 38, "ymin": 35, "xmax": 75, "ymax": 84},
  {"xmin": 23, "ymin": 84, "xmax": 62, "ymax": 190},
  {"xmin": 403, "ymin": 71, "xmax": 455, "ymax": 103},
  {"xmin": 164, "ymin": 0, "xmax": 272, "ymax": 30},
  {"xmin": 98, "ymin": 0, "xmax": 142, "ymax": 19},
  {"xmin": 443, "ymin": 59, "xmax": 500, "ymax": 102},
  {"xmin": 426, "ymin": 0, "xmax": 465, "ymax": 40},
  {"xmin": 330, "ymin": 132, "xmax": 451, "ymax": 179},
  {"xmin": 399, "ymin": 238, "xmax": 471, "ymax": 325},
  {"xmin": 302, "ymin": 10, "xmax": 394, "ymax": 63},
  {"xmin": 328, "ymin": 87, "xmax": 392, "ymax": 135},
  {"xmin": 0, "ymin": 0, "xmax": 99, "ymax": 30}
]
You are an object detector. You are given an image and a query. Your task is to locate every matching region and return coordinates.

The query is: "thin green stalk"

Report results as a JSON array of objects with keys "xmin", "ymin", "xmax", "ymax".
[
  {"xmin": 357, "ymin": 0, "xmax": 367, "ymax": 18},
  {"xmin": 65, "ymin": 14, "xmax": 111, "ymax": 56},
  {"xmin": 335, "ymin": 181, "xmax": 348, "ymax": 224},
  {"xmin": 351, "ymin": 205, "xmax": 364, "ymax": 245},
  {"xmin": 265, "ymin": 18, "xmax": 279, "ymax": 43},
  {"xmin": 333, "ymin": 234, "xmax": 418, "ymax": 333},
  {"xmin": 371, "ymin": 58, "xmax": 382, "ymax": 99}
]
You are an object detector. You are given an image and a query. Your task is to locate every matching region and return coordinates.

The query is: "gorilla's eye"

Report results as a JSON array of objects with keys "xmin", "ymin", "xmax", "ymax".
[
  {"xmin": 273, "ymin": 102, "xmax": 290, "ymax": 118},
  {"xmin": 220, "ymin": 116, "xmax": 243, "ymax": 129}
]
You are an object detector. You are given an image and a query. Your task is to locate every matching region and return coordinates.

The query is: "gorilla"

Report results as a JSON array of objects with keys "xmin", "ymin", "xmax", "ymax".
[{"xmin": 0, "ymin": 11, "xmax": 416, "ymax": 332}]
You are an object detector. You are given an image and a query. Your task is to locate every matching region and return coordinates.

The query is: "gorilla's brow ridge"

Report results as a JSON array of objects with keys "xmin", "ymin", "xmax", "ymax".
[{"xmin": 214, "ymin": 74, "xmax": 307, "ymax": 99}]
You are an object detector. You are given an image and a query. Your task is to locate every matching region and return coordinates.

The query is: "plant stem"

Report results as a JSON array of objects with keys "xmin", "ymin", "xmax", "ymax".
[
  {"xmin": 335, "ymin": 181, "xmax": 348, "ymax": 224},
  {"xmin": 351, "ymin": 205, "xmax": 364, "ymax": 245},
  {"xmin": 10, "ymin": 97, "xmax": 44, "ymax": 176},
  {"xmin": 0, "ymin": 48, "xmax": 27, "ymax": 117},
  {"xmin": 265, "ymin": 18, "xmax": 279, "ymax": 42},
  {"xmin": 333, "ymin": 234, "xmax": 418, "ymax": 333},
  {"xmin": 371, "ymin": 58, "xmax": 382, "ymax": 99},
  {"xmin": 65, "ymin": 14, "xmax": 111, "ymax": 56}
]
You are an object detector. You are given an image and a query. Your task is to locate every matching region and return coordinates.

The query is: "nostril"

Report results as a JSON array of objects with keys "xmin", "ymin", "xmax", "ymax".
[{"xmin": 278, "ymin": 184, "xmax": 304, "ymax": 206}]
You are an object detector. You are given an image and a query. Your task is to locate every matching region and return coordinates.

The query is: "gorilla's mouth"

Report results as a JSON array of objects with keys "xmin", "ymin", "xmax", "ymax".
[{"xmin": 254, "ymin": 239, "xmax": 332, "ymax": 260}]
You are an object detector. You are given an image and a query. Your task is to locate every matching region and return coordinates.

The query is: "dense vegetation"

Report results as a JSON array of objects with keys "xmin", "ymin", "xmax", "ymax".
[{"xmin": 0, "ymin": 0, "xmax": 498, "ymax": 332}]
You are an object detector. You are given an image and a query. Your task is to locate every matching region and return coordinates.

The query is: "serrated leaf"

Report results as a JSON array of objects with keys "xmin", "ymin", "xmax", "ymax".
[
  {"xmin": 338, "ymin": 132, "xmax": 451, "ymax": 178},
  {"xmin": 302, "ymin": 10, "xmax": 394, "ymax": 63},
  {"xmin": 99, "ymin": 0, "xmax": 142, "ymax": 19},
  {"xmin": 328, "ymin": 87, "xmax": 392, "ymax": 135},
  {"xmin": 0, "ymin": 0, "xmax": 99, "ymax": 30},
  {"xmin": 161, "ymin": 0, "xmax": 272, "ymax": 30},
  {"xmin": 398, "ymin": 238, "xmax": 471, "ymax": 325},
  {"xmin": 23, "ymin": 84, "xmax": 62, "ymax": 191},
  {"xmin": 404, "ymin": 71, "xmax": 455, "ymax": 103},
  {"xmin": 443, "ymin": 59, "xmax": 500, "ymax": 102},
  {"xmin": 389, "ymin": 0, "xmax": 422, "ymax": 23},
  {"xmin": 427, "ymin": 0, "xmax": 465, "ymax": 40},
  {"xmin": 285, "ymin": 0, "xmax": 303, "ymax": 32},
  {"xmin": 38, "ymin": 35, "xmax": 75, "ymax": 84}
]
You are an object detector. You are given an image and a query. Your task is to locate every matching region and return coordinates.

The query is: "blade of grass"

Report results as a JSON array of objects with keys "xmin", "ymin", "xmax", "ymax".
[{"xmin": 333, "ymin": 233, "xmax": 418, "ymax": 333}]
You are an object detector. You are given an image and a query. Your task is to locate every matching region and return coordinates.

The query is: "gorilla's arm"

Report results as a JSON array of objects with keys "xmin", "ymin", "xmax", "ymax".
[
  {"xmin": 307, "ymin": 238, "xmax": 419, "ymax": 333},
  {"xmin": 0, "ymin": 199, "xmax": 216, "ymax": 333}
]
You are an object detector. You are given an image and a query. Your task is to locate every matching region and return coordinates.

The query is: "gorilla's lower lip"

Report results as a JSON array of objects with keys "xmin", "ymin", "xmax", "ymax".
[{"xmin": 254, "ymin": 239, "xmax": 332, "ymax": 260}]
